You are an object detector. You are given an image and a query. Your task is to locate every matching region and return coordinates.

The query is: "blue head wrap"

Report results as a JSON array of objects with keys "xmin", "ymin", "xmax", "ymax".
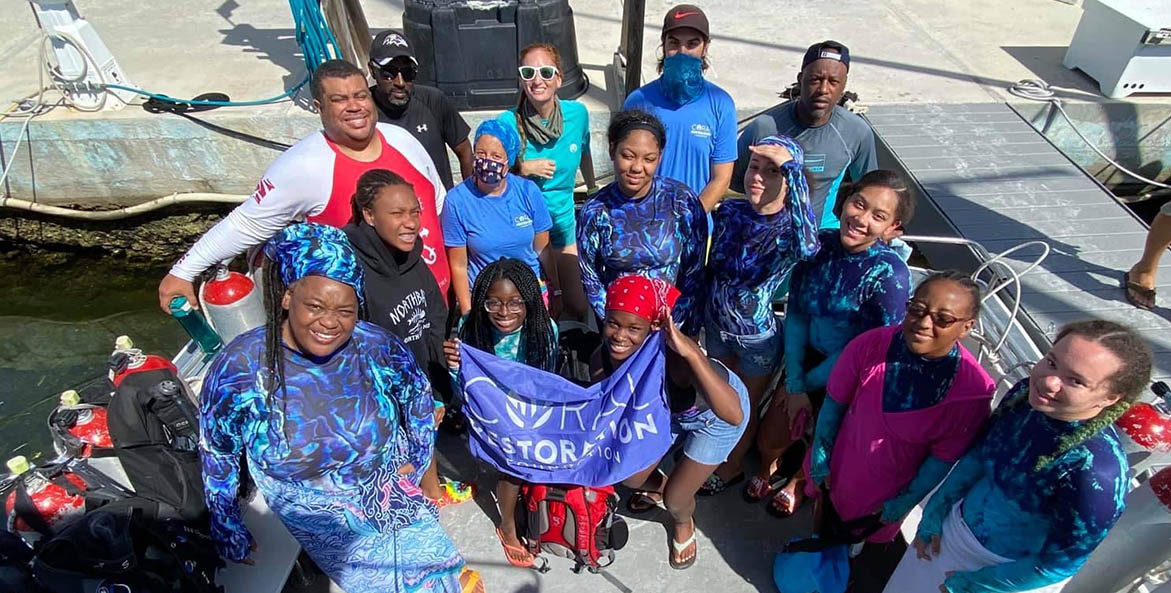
[
  {"xmin": 475, "ymin": 119, "xmax": 522, "ymax": 166},
  {"xmin": 263, "ymin": 223, "xmax": 365, "ymax": 304},
  {"xmin": 754, "ymin": 135, "xmax": 819, "ymax": 259}
]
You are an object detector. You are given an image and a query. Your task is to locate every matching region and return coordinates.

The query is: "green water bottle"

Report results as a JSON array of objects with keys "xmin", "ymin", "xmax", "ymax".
[{"xmin": 169, "ymin": 296, "xmax": 223, "ymax": 359}]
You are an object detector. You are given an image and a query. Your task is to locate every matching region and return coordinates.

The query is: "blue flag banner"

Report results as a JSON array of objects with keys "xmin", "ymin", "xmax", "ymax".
[{"xmin": 458, "ymin": 333, "xmax": 671, "ymax": 486}]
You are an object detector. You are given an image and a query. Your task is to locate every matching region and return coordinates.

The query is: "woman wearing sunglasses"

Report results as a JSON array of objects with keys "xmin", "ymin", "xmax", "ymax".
[
  {"xmin": 497, "ymin": 43, "xmax": 597, "ymax": 321},
  {"xmin": 885, "ymin": 320, "xmax": 1151, "ymax": 593},
  {"xmin": 442, "ymin": 120, "xmax": 559, "ymax": 317},
  {"xmin": 748, "ymin": 169, "xmax": 914, "ymax": 512},
  {"xmin": 803, "ymin": 272, "xmax": 995, "ymax": 551}
]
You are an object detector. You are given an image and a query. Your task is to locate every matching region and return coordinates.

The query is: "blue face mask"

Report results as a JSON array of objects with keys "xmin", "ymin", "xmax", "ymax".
[
  {"xmin": 660, "ymin": 53, "xmax": 705, "ymax": 106},
  {"xmin": 474, "ymin": 157, "xmax": 508, "ymax": 185}
]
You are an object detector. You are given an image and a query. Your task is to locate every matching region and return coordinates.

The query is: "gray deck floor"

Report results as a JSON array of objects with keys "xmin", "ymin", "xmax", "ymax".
[{"xmin": 867, "ymin": 103, "xmax": 1171, "ymax": 384}]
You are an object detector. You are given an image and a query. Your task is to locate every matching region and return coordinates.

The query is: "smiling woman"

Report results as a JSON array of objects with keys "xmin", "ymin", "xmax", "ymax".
[{"xmin": 198, "ymin": 223, "xmax": 478, "ymax": 593}]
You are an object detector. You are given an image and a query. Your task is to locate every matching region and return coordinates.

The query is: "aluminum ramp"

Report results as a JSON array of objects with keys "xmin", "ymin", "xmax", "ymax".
[{"xmin": 867, "ymin": 102, "xmax": 1171, "ymax": 386}]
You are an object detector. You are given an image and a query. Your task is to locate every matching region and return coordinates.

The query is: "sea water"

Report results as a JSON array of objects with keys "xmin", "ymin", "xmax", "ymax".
[{"xmin": 0, "ymin": 254, "xmax": 186, "ymax": 462}]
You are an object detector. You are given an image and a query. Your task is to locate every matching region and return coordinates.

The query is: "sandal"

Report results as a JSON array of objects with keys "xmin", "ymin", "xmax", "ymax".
[
  {"xmin": 433, "ymin": 479, "xmax": 475, "ymax": 509},
  {"xmin": 767, "ymin": 484, "xmax": 804, "ymax": 518},
  {"xmin": 697, "ymin": 472, "xmax": 745, "ymax": 497},
  {"xmin": 744, "ymin": 474, "xmax": 788, "ymax": 503},
  {"xmin": 1123, "ymin": 271, "xmax": 1157, "ymax": 310},
  {"xmin": 626, "ymin": 490, "xmax": 666, "ymax": 514},
  {"xmin": 496, "ymin": 528, "xmax": 536, "ymax": 568},
  {"xmin": 459, "ymin": 566, "xmax": 484, "ymax": 593},
  {"xmin": 669, "ymin": 520, "xmax": 698, "ymax": 570}
]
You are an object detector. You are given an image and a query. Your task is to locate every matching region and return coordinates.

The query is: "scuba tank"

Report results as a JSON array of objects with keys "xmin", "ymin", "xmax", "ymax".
[
  {"xmin": 3, "ymin": 457, "xmax": 87, "ymax": 544},
  {"xmin": 169, "ymin": 296, "xmax": 223, "ymax": 360},
  {"xmin": 1116, "ymin": 381, "xmax": 1171, "ymax": 454},
  {"xmin": 48, "ymin": 389, "xmax": 114, "ymax": 459},
  {"xmin": 200, "ymin": 265, "xmax": 265, "ymax": 347}
]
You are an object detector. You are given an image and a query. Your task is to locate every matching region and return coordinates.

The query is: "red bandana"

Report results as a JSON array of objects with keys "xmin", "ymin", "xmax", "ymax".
[{"xmin": 605, "ymin": 275, "xmax": 681, "ymax": 323}]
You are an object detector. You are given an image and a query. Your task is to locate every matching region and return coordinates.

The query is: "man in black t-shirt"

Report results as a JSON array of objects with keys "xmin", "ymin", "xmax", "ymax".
[{"xmin": 368, "ymin": 30, "xmax": 473, "ymax": 189}]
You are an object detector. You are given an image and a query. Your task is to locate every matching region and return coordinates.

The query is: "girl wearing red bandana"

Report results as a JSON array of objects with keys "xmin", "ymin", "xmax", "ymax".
[{"xmin": 589, "ymin": 275, "xmax": 749, "ymax": 570}]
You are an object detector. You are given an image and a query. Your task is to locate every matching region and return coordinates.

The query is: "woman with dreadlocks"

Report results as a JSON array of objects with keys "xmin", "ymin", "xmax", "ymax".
[
  {"xmin": 199, "ymin": 223, "xmax": 481, "ymax": 593},
  {"xmin": 443, "ymin": 257, "xmax": 558, "ymax": 568},
  {"xmin": 884, "ymin": 319, "xmax": 1153, "ymax": 593}
]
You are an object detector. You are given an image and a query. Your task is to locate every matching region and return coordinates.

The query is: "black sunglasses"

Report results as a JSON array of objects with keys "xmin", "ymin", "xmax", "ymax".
[
  {"xmin": 374, "ymin": 63, "xmax": 417, "ymax": 82},
  {"xmin": 905, "ymin": 300, "xmax": 970, "ymax": 329}
]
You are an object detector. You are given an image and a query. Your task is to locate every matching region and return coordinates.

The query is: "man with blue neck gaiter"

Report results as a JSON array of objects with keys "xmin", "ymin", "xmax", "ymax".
[{"xmin": 623, "ymin": 4, "xmax": 737, "ymax": 212}]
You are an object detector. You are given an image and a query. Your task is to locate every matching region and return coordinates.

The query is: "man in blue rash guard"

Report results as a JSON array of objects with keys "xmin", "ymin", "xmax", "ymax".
[
  {"xmin": 885, "ymin": 320, "xmax": 1153, "ymax": 593},
  {"xmin": 578, "ymin": 109, "xmax": 708, "ymax": 335}
]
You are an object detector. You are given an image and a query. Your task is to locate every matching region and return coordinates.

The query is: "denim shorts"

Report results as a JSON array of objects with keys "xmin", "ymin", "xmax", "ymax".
[
  {"xmin": 670, "ymin": 370, "xmax": 750, "ymax": 466},
  {"xmin": 704, "ymin": 323, "xmax": 782, "ymax": 378}
]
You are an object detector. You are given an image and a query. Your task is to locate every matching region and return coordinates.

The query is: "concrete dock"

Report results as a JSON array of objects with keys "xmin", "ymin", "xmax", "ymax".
[{"xmin": 2, "ymin": 0, "xmax": 1168, "ymax": 206}]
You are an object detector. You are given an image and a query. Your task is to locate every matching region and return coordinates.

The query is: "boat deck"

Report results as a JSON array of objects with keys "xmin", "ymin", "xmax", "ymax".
[{"xmin": 867, "ymin": 102, "xmax": 1171, "ymax": 386}]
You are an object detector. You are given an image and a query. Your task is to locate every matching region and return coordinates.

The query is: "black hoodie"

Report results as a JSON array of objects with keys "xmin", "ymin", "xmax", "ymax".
[{"xmin": 344, "ymin": 222, "xmax": 452, "ymax": 402}]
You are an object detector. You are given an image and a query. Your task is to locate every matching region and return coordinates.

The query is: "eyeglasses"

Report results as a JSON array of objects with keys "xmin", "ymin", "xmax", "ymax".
[
  {"xmin": 374, "ymin": 63, "xmax": 417, "ymax": 82},
  {"xmin": 518, "ymin": 65, "xmax": 559, "ymax": 81},
  {"xmin": 905, "ymin": 301, "xmax": 969, "ymax": 329},
  {"xmin": 484, "ymin": 299, "xmax": 526, "ymax": 314}
]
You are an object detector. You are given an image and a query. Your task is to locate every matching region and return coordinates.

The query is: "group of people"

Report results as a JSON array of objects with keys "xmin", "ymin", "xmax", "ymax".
[{"xmin": 158, "ymin": 5, "xmax": 1158, "ymax": 593}]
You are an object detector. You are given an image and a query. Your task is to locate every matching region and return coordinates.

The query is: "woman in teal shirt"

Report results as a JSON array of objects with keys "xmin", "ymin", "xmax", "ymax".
[{"xmin": 498, "ymin": 42, "xmax": 597, "ymax": 320}]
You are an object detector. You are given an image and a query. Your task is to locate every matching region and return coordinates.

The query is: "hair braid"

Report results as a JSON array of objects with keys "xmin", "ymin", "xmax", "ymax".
[
  {"xmin": 350, "ymin": 168, "xmax": 411, "ymax": 225},
  {"xmin": 459, "ymin": 258, "xmax": 557, "ymax": 372},
  {"xmin": 915, "ymin": 270, "xmax": 983, "ymax": 318},
  {"xmin": 262, "ymin": 261, "xmax": 289, "ymax": 403}
]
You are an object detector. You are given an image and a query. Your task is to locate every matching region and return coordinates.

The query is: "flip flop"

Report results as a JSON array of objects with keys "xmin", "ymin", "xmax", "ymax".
[
  {"xmin": 766, "ymin": 486, "xmax": 804, "ymax": 519},
  {"xmin": 495, "ymin": 528, "xmax": 536, "ymax": 568},
  {"xmin": 697, "ymin": 472, "xmax": 745, "ymax": 496},
  {"xmin": 459, "ymin": 566, "xmax": 484, "ymax": 593},
  {"xmin": 669, "ymin": 521, "xmax": 698, "ymax": 570},
  {"xmin": 744, "ymin": 474, "xmax": 789, "ymax": 503},
  {"xmin": 626, "ymin": 490, "xmax": 666, "ymax": 514},
  {"xmin": 433, "ymin": 479, "xmax": 475, "ymax": 509},
  {"xmin": 1123, "ymin": 271, "xmax": 1156, "ymax": 310}
]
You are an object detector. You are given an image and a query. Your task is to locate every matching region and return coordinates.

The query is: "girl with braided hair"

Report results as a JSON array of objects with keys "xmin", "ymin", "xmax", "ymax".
[
  {"xmin": 885, "ymin": 319, "xmax": 1153, "ymax": 593},
  {"xmin": 698, "ymin": 134, "xmax": 820, "ymax": 496},
  {"xmin": 443, "ymin": 257, "xmax": 558, "ymax": 568},
  {"xmin": 199, "ymin": 223, "xmax": 481, "ymax": 593}
]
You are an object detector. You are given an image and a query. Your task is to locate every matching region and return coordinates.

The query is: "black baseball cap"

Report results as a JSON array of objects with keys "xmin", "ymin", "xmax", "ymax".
[
  {"xmin": 662, "ymin": 4, "xmax": 709, "ymax": 39},
  {"xmin": 802, "ymin": 40, "xmax": 850, "ymax": 72},
  {"xmin": 370, "ymin": 30, "xmax": 417, "ymax": 67}
]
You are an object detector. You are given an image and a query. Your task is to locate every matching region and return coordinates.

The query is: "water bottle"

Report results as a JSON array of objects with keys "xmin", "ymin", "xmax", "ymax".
[{"xmin": 169, "ymin": 296, "xmax": 223, "ymax": 359}]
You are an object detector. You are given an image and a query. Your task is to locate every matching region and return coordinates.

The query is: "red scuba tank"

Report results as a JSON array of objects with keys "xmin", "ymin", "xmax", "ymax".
[
  {"xmin": 200, "ymin": 265, "xmax": 265, "ymax": 346},
  {"xmin": 50, "ymin": 390, "xmax": 114, "ymax": 458},
  {"xmin": 3, "ymin": 457, "xmax": 87, "ymax": 540}
]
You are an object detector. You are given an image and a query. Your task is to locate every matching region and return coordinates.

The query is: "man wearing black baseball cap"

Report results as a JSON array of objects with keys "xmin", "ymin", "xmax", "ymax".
[
  {"xmin": 369, "ymin": 30, "xmax": 473, "ymax": 189},
  {"xmin": 622, "ymin": 4, "xmax": 737, "ymax": 212},
  {"xmin": 732, "ymin": 40, "xmax": 876, "ymax": 229}
]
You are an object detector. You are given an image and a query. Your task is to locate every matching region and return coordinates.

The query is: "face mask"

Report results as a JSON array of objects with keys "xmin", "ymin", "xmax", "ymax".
[
  {"xmin": 474, "ymin": 157, "xmax": 508, "ymax": 185},
  {"xmin": 660, "ymin": 53, "xmax": 705, "ymax": 106}
]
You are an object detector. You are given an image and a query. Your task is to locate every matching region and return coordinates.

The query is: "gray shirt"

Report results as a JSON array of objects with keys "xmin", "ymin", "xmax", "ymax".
[{"xmin": 733, "ymin": 102, "xmax": 877, "ymax": 228}]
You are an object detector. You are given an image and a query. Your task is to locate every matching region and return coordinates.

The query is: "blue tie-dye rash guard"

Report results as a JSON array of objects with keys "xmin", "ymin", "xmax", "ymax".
[
  {"xmin": 883, "ymin": 336, "xmax": 961, "ymax": 412},
  {"xmin": 784, "ymin": 230, "xmax": 911, "ymax": 393},
  {"xmin": 918, "ymin": 379, "xmax": 1129, "ymax": 593},
  {"xmin": 577, "ymin": 177, "xmax": 708, "ymax": 334},
  {"xmin": 199, "ymin": 322, "xmax": 438, "ymax": 562},
  {"xmin": 705, "ymin": 197, "xmax": 820, "ymax": 337}
]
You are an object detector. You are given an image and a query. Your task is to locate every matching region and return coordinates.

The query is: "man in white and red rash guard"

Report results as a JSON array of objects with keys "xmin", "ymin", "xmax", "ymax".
[{"xmin": 158, "ymin": 60, "xmax": 450, "ymax": 312}]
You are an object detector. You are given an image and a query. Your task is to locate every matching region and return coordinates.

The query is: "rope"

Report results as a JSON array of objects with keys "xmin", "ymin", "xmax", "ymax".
[{"xmin": 1008, "ymin": 79, "xmax": 1170, "ymax": 190}]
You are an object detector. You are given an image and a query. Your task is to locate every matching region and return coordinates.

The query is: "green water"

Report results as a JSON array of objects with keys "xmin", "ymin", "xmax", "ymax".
[{"xmin": 0, "ymin": 253, "xmax": 187, "ymax": 463}]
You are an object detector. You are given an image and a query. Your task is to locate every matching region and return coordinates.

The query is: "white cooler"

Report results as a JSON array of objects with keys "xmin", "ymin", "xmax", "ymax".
[{"xmin": 1063, "ymin": 0, "xmax": 1171, "ymax": 98}]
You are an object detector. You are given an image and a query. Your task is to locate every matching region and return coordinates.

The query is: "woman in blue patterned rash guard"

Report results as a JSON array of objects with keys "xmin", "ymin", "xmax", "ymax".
[
  {"xmin": 885, "ymin": 320, "xmax": 1153, "ymax": 593},
  {"xmin": 697, "ymin": 135, "xmax": 820, "ymax": 496},
  {"xmin": 754, "ymin": 169, "xmax": 915, "ymax": 515},
  {"xmin": 198, "ymin": 223, "xmax": 481, "ymax": 593},
  {"xmin": 577, "ymin": 109, "xmax": 708, "ymax": 335}
]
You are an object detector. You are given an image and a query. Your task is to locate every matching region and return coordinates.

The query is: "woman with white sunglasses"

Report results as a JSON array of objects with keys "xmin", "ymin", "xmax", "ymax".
[{"xmin": 497, "ymin": 43, "xmax": 597, "ymax": 321}]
